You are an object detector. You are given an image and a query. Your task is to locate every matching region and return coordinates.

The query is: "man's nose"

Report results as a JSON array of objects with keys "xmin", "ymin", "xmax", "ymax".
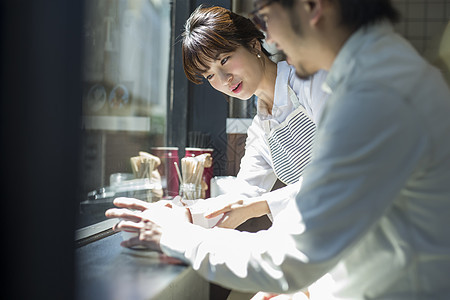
[{"xmin": 265, "ymin": 31, "xmax": 275, "ymax": 46}]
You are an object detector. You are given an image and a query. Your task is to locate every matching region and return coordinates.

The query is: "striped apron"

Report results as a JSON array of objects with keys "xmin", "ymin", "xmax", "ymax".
[{"xmin": 266, "ymin": 86, "xmax": 316, "ymax": 185}]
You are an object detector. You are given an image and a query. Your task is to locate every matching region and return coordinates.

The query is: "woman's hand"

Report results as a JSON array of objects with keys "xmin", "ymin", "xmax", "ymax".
[{"xmin": 204, "ymin": 197, "xmax": 270, "ymax": 229}]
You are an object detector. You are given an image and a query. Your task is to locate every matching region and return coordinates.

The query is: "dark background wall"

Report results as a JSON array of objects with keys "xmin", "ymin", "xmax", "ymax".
[
  {"xmin": 1, "ymin": 1, "xmax": 82, "ymax": 299},
  {"xmin": 1, "ymin": 0, "xmax": 233, "ymax": 299}
]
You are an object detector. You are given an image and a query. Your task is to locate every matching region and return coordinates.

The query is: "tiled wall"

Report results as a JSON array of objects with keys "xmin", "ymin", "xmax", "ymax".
[{"xmin": 392, "ymin": 0, "xmax": 450, "ymax": 54}]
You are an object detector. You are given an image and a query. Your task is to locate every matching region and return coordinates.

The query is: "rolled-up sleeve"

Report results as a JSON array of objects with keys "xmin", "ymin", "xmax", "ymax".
[{"xmin": 263, "ymin": 179, "xmax": 302, "ymax": 218}]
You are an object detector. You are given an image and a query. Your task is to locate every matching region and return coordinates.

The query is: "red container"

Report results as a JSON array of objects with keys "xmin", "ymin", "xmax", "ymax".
[
  {"xmin": 185, "ymin": 148, "xmax": 214, "ymax": 198},
  {"xmin": 151, "ymin": 147, "xmax": 179, "ymax": 198}
]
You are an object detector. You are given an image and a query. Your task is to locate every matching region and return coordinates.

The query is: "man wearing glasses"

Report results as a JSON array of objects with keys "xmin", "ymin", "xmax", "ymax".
[{"xmin": 107, "ymin": 1, "xmax": 450, "ymax": 298}]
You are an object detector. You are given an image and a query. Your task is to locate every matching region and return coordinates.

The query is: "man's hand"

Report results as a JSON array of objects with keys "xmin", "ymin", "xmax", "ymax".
[{"xmin": 105, "ymin": 197, "xmax": 191, "ymax": 251}]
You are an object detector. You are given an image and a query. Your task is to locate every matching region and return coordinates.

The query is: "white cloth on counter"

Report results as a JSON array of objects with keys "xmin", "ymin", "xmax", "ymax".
[
  {"xmin": 171, "ymin": 196, "xmax": 223, "ymax": 228},
  {"xmin": 160, "ymin": 21, "xmax": 450, "ymax": 299}
]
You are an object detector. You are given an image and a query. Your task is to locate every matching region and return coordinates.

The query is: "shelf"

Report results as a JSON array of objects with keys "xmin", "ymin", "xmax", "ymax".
[{"xmin": 82, "ymin": 116, "xmax": 151, "ymax": 132}]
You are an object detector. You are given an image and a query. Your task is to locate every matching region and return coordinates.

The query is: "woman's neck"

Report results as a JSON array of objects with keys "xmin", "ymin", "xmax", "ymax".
[{"xmin": 254, "ymin": 57, "xmax": 277, "ymax": 115}]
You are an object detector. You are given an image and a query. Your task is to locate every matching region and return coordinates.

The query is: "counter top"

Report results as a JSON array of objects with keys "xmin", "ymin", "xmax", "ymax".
[{"xmin": 75, "ymin": 231, "xmax": 209, "ymax": 300}]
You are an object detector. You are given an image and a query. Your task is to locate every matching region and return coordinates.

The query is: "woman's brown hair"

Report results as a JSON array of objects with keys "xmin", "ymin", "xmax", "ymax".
[{"xmin": 182, "ymin": 5, "xmax": 270, "ymax": 84}]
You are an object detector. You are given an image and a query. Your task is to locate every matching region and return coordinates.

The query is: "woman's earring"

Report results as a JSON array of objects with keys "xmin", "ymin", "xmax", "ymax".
[{"xmin": 257, "ymin": 53, "xmax": 261, "ymax": 59}]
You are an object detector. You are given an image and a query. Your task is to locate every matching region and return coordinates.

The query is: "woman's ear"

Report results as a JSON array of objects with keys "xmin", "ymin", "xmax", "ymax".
[{"xmin": 250, "ymin": 38, "xmax": 262, "ymax": 55}]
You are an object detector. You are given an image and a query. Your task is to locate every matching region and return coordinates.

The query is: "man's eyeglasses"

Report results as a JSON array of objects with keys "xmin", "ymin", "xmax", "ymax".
[{"xmin": 249, "ymin": 0, "xmax": 276, "ymax": 32}]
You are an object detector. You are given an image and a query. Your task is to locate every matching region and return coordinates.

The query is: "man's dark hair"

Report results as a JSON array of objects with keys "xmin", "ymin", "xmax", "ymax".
[
  {"xmin": 258, "ymin": 0, "xmax": 399, "ymax": 29},
  {"xmin": 332, "ymin": 0, "xmax": 399, "ymax": 29}
]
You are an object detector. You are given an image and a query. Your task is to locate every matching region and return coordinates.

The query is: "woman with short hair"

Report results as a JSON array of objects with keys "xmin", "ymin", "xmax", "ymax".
[{"xmin": 180, "ymin": 5, "xmax": 328, "ymax": 229}]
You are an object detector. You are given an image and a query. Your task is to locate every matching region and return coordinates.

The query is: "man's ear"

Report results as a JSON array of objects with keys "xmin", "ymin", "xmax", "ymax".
[{"xmin": 302, "ymin": 0, "xmax": 323, "ymax": 26}]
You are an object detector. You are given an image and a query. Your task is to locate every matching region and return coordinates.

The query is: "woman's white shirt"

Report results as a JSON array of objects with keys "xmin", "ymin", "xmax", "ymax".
[{"xmin": 229, "ymin": 62, "xmax": 328, "ymax": 218}]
